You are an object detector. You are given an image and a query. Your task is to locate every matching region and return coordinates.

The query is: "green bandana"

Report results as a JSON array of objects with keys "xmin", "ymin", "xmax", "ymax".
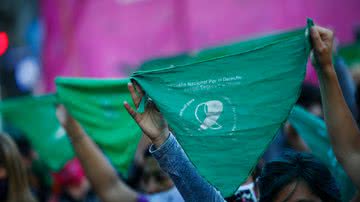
[
  {"xmin": 132, "ymin": 19, "xmax": 313, "ymax": 196},
  {"xmin": 55, "ymin": 78, "xmax": 141, "ymax": 174},
  {"xmin": 0, "ymin": 95, "xmax": 73, "ymax": 171}
]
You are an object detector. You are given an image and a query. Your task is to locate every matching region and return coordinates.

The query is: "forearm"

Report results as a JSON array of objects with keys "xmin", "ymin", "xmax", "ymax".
[
  {"xmin": 334, "ymin": 58, "xmax": 358, "ymax": 119},
  {"xmin": 150, "ymin": 133, "xmax": 225, "ymax": 202},
  {"xmin": 66, "ymin": 126, "xmax": 137, "ymax": 202},
  {"xmin": 318, "ymin": 65, "xmax": 360, "ymax": 187},
  {"xmin": 318, "ymin": 66, "xmax": 360, "ymax": 154}
]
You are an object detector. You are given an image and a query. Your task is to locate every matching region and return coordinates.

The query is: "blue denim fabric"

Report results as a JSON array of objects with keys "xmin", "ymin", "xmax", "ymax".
[{"xmin": 150, "ymin": 133, "xmax": 225, "ymax": 202}]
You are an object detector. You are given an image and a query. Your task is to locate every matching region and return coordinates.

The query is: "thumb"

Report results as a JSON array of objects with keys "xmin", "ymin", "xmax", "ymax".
[
  {"xmin": 310, "ymin": 26, "xmax": 324, "ymax": 52},
  {"xmin": 56, "ymin": 105, "xmax": 67, "ymax": 125},
  {"xmin": 310, "ymin": 51, "xmax": 318, "ymax": 68},
  {"xmin": 56, "ymin": 105, "xmax": 76, "ymax": 127}
]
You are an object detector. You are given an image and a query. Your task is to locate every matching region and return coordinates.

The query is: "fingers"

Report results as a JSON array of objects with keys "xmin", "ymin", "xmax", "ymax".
[
  {"xmin": 316, "ymin": 26, "xmax": 333, "ymax": 36},
  {"xmin": 56, "ymin": 105, "xmax": 66, "ymax": 124},
  {"xmin": 56, "ymin": 104, "xmax": 65, "ymax": 112},
  {"xmin": 147, "ymin": 99, "xmax": 160, "ymax": 112},
  {"xmin": 124, "ymin": 101, "xmax": 142, "ymax": 124},
  {"xmin": 128, "ymin": 81, "xmax": 146, "ymax": 108},
  {"xmin": 317, "ymin": 27, "xmax": 334, "ymax": 45},
  {"xmin": 132, "ymin": 80, "xmax": 144, "ymax": 97},
  {"xmin": 311, "ymin": 25, "xmax": 334, "ymax": 48},
  {"xmin": 310, "ymin": 51, "xmax": 317, "ymax": 66},
  {"xmin": 56, "ymin": 104, "xmax": 77, "ymax": 127},
  {"xmin": 310, "ymin": 26, "xmax": 324, "ymax": 52},
  {"xmin": 128, "ymin": 83, "xmax": 141, "ymax": 108}
]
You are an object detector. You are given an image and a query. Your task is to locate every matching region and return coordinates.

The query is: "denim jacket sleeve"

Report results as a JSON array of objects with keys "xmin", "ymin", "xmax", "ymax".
[{"xmin": 150, "ymin": 133, "xmax": 225, "ymax": 202}]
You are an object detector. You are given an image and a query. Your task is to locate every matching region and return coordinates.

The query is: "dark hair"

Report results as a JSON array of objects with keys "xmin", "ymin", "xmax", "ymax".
[
  {"xmin": 258, "ymin": 152, "xmax": 341, "ymax": 202},
  {"xmin": 3, "ymin": 124, "xmax": 33, "ymax": 158},
  {"xmin": 296, "ymin": 83, "xmax": 322, "ymax": 109},
  {"xmin": 13, "ymin": 135, "xmax": 32, "ymax": 159},
  {"xmin": 0, "ymin": 133, "xmax": 37, "ymax": 202},
  {"xmin": 356, "ymin": 84, "xmax": 360, "ymax": 125}
]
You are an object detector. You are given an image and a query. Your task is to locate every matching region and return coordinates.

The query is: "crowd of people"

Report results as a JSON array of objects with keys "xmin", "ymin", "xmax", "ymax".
[{"xmin": 1, "ymin": 24, "xmax": 360, "ymax": 202}]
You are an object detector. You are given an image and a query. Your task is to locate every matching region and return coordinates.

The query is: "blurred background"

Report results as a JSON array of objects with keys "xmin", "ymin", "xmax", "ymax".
[{"xmin": 0, "ymin": 0, "xmax": 359, "ymax": 98}]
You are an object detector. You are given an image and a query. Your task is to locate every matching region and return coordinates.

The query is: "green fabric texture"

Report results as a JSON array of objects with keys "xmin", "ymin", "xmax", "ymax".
[
  {"xmin": 0, "ymin": 94, "xmax": 74, "ymax": 171},
  {"xmin": 132, "ymin": 20, "xmax": 313, "ymax": 196},
  {"xmin": 339, "ymin": 42, "xmax": 360, "ymax": 68},
  {"xmin": 55, "ymin": 77, "xmax": 141, "ymax": 174},
  {"xmin": 288, "ymin": 106, "xmax": 356, "ymax": 201},
  {"xmin": 139, "ymin": 53, "xmax": 195, "ymax": 71}
]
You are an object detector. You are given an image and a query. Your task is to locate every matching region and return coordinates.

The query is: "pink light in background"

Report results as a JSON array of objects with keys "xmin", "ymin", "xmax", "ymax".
[
  {"xmin": 0, "ymin": 32, "xmax": 9, "ymax": 56},
  {"xmin": 41, "ymin": 0, "xmax": 360, "ymax": 92}
]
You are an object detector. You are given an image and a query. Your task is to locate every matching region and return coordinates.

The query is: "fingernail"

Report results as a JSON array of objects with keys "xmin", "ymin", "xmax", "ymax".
[{"xmin": 305, "ymin": 29, "xmax": 309, "ymax": 37}]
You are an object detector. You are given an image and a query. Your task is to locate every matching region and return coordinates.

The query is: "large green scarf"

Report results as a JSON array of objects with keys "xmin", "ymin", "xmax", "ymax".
[
  {"xmin": 132, "ymin": 20, "xmax": 313, "ymax": 196},
  {"xmin": 0, "ymin": 95, "xmax": 73, "ymax": 171},
  {"xmin": 55, "ymin": 78, "xmax": 141, "ymax": 174}
]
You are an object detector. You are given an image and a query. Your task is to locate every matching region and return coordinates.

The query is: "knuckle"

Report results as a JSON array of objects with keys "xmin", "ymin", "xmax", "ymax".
[{"xmin": 317, "ymin": 46, "xmax": 325, "ymax": 53}]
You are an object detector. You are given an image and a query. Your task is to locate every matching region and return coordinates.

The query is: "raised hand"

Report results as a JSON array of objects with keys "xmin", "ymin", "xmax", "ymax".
[
  {"xmin": 56, "ymin": 105, "xmax": 83, "ymax": 138},
  {"xmin": 312, "ymin": 25, "xmax": 360, "ymax": 189},
  {"xmin": 57, "ymin": 106, "xmax": 139, "ymax": 202},
  {"xmin": 124, "ymin": 82, "xmax": 169, "ymax": 147},
  {"xmin": 310, "ymin": 25, "xmax": 334, "ymax": 71}
]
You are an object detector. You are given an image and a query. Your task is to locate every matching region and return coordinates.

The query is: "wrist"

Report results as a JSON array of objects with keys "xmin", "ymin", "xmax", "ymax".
[
  {"xmin": 316, "ymin": 64, "xmax": 336, "ymax": 79},
  {"xmin": 152, "ymin": 128, "xmax": 170, "ymax": 148}
]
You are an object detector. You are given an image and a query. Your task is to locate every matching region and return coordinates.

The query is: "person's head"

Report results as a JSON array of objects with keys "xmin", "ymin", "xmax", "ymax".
[
  {"xmin": 3, "ymin": 126, "xmax": 37, "ymax": 169},
  {"xmin": 53, "ymin": 158, "xmax": 90, "ymax": 200},
  {"xmin": 297, "ymin": 83, "xmax": 322, "ymax": 117},
  {"xmin": 258, "ymin": 152, "xmax": 341, "ymax": 202},
  {"xmin": 0, "ymin": 133, "xmax": 36, "ymax": 202},
  {"xmin": 140, "ymin": 150, "xmax": 174, "ymax": 194},
  {"xmin": 13, "ymin": 135, "xmax": 37, "ymax": 169}
]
